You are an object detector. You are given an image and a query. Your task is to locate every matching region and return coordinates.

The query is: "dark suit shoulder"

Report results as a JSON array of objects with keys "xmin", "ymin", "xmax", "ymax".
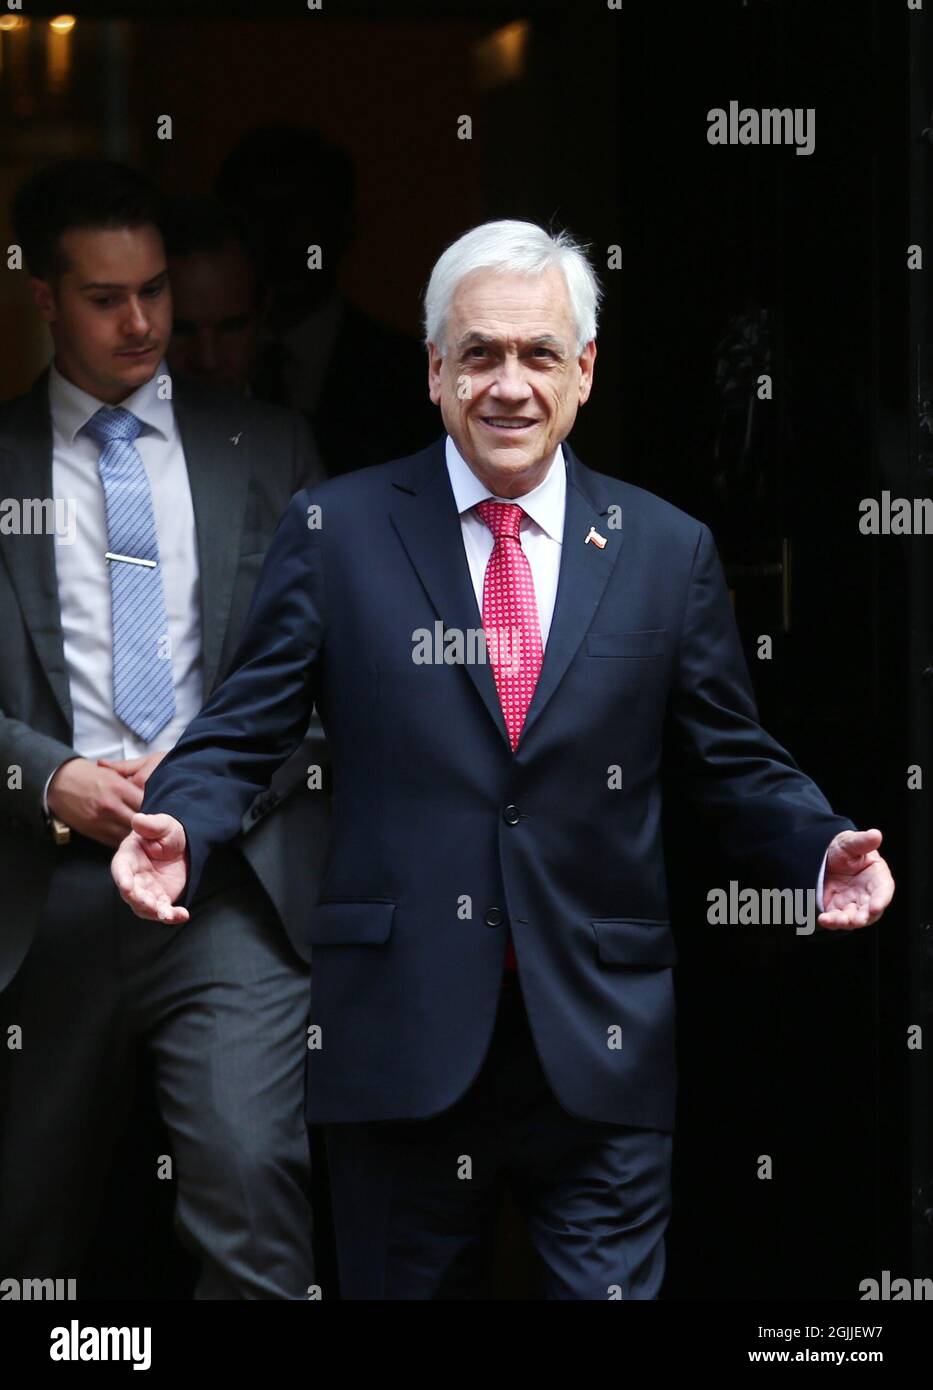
[
  {"xmin": 572, "ymin": 456, "xmax": 708, "ymax": 551},
  {"xmin": 0, "ymin": 388, "xmax": 32, "ymax": 423},
  {"xmin": 172, "ymin": 377, "xmax": 324, "ymax": 490},
  {"xmin": 299, "ymin": 437, "xmax": 446, "ymax": 506},
  {"xmin": 301, "ymin": 440, "xmax": 710, "ymax": 562},
  {"xmin": 0, "ymin": 393, "xmax": 27, "ymax": 439},
  {"xmin": 172, "ymin": 378, "xmax": 307, "ymax": 438},
  {"xmin": 0, "ymin": 372, "xmax": 305, "ymax": 445},
  {"xmin": 0, "ymin": 372, "xmax": 50, "ymax": 443}
]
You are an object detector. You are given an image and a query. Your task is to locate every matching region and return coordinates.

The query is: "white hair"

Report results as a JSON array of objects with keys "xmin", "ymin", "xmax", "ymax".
[{"xmin": 422, "ymin": 219, "xmax": 602, "ymax": 357}]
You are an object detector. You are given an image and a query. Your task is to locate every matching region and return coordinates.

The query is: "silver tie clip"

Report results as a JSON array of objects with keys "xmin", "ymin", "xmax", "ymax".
[{"xmin": 105, "ymin": 551, "xmax": 157, "ymax": 568}]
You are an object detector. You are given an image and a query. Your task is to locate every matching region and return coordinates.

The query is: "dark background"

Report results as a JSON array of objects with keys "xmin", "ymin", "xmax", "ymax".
[{"xmin": 1, "ymin": 0, "xmax": 929, "ymax": 1300}]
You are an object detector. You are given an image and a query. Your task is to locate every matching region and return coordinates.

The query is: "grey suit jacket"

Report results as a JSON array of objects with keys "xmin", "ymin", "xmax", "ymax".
[{"xmin": 0, "ymin": 369, "xmax": 331, "ymax": 991}]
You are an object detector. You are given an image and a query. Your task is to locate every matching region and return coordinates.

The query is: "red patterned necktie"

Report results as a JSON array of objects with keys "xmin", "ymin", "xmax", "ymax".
[
  {"xmin": 475, "ymin": 500, "xmax": 544, "ymax": 976},
  {"xmin": 475, "ymin": 500, "xmax": 544, "ymax": 749}
]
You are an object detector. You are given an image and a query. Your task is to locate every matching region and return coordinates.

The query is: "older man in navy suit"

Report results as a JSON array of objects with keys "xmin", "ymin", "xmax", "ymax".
[{"xmin": 113, "ymin": 220, "xmax": 894, "ymax": 1300}]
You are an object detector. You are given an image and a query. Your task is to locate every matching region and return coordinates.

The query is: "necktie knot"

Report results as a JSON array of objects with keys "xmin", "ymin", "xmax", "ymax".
[
  {"xmin": 475, "ymin": 499, "xmax": 524, "ymax": 542},
  {"xmin": 84, "ymin": 406, "xmax": 143, "ymax": 446}
]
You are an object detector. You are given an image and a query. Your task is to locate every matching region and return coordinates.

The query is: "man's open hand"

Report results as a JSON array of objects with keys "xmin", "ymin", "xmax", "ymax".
[
  {"xmin": 111, "ymin": 812, "xmax": 190, "ymax": 924},
  {"xmin": 819, "ymin": 828, "xmax": 894, "ymax": 929}
]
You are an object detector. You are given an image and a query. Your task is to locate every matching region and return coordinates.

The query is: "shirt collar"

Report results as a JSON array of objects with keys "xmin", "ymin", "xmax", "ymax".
[
  {"xmin": 444, "ymin": 434, "xmax": 566, "ymax": 542},
  {"xmin": 48, "ymin": 359, "xmax": 174, "ymax": 446}
]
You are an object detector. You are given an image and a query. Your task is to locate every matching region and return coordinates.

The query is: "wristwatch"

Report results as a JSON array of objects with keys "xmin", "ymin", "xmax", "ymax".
[
  {"xmin": 42, "ymin": 796, "xmax": 71, "ymax": 845},
  {"xmin": 48, "ymin": 813, "xmax": 71, "ymax": 846},
  {"xmin": 43, "ymin": 759, "xmax": 75, "ymax": 846}
]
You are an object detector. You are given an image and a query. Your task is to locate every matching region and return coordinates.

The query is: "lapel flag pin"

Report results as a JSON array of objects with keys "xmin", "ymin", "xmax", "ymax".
[{"xmin": 585, "ymin": 525, "xmax": 608, "ymax": 549}]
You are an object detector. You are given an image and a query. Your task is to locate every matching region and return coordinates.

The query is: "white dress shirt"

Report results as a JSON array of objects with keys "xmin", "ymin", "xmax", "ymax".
[
  {"xmin": 48, "ymin": 360, "xmax": 204, "ymax": 768},
  {"xmin": 445, "ymin": 433, "xmax": 565, "ymax": 645},
  {"xmin": 443, "ymin": 432, "xmax": 828, "ymax": 912}
]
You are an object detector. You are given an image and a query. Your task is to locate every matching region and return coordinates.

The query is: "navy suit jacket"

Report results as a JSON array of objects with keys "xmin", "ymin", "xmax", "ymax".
[{"xmin": 144, "ymin": 437, "xmax": 855, "ymax": 1131}]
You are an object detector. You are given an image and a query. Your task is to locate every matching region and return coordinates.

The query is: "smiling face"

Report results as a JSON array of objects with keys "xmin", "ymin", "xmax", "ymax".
[
  {"xmin": 30, "ymin": 223, "xmax": 172, "ymax": 404},
  {"xmin": 427, "ymin": 265, "xmax": 596, "ymax": 498}
]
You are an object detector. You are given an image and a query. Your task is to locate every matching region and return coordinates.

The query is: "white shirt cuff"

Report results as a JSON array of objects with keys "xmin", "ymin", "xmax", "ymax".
[
  {"xmin": 41, "ymin": 763, "xmax": 65, "ymax": 817},
  {"xmin": 816, "ymin": 850, "xmax": 828, "ymax": 914}
]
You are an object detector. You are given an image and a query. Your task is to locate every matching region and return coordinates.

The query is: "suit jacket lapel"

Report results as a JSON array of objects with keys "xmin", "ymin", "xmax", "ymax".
[
  {"xmin": 172, "ymin": 381, "xmax": 252, "ymax": 698},
  {"xmin": 0, "ymin": 371, "xmax": 74, "ymax": 730},
  {"xmin": 388, "ymin": 438, "xmax": 626, "ymax": 754},
  {"xmin": 389, "ymin": 440, "xmax": 511, "ymax": 749},
  {"xmin": 517, "ymin": 443, "xmax": 624, "ymax": 748}
]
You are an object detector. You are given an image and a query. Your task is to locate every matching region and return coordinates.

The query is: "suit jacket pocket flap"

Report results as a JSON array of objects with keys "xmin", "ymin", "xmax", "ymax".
[
  {"xmin": 309, "ymin": 900, "xmax": 396, "ymax": 945},
  {"xmin": 591, "ymin": 918, "xmax": 677, "ymax": 966},
  {"xmin": 586, "ymin": 628, "xmax": 668, "ymax": 658}
]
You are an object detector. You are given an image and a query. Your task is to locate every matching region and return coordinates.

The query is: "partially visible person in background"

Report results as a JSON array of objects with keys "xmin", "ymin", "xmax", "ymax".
[
  {"xmin": 164, "ymin": 198, "xmax": 264, "ymax": 395},
  {"xmin": 0, "ymin": 158, "xmax": 329, "ymax": 1299},
  {"xmin": 216, "ymin": 123, "xmax": 440, "ymax": 474}
]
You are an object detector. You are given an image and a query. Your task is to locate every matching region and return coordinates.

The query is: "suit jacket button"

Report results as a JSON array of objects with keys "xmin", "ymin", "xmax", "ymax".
[
  {"xmin": 503, "ymin": 804, "xmax": 521, "ymax": 826},
  {"xmin": 484, "ymin": 908, "xmax": 504, "ymax": 928}
]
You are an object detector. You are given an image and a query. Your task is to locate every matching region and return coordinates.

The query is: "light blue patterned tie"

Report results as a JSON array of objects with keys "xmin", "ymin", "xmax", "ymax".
[{"xmin": 84, "ymin": 406, "xmax": 176, "ymax": 742}]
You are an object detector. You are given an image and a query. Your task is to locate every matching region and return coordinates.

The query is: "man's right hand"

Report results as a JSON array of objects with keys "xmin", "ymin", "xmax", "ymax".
[
  {"xmin": 47, "ymin": 757, "xmax": 145, "ymax": 848},
  {"xmin": 111, "ymin": 812, "xmax": 190, "ymax": 924}
]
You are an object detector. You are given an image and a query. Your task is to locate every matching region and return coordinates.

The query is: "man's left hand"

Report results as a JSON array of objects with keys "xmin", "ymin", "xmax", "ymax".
[
  {"xmin": 97, "ymin": 750, "xmax": 169, "ymax": 790},
  {"xmin": 819, "ymin": 828, "xmax": 894, "ymax": 929}
]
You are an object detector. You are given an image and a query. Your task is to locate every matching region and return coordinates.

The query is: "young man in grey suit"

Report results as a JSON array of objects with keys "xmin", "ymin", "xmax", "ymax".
[{"xmin": 0, "ymin": 159, "xmax": 329, "ymax": 1298}]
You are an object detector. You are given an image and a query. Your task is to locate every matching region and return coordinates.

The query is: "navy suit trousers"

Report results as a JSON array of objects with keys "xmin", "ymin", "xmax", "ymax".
[{"xmin": 324, "ymin": 981, "xmax": 673, "ymax": 1300}]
